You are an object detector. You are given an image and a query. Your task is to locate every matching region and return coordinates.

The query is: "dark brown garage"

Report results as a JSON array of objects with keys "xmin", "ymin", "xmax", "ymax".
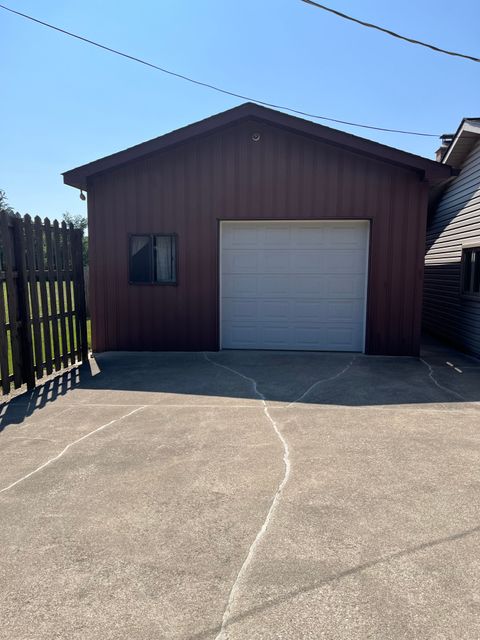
[{"xmin": 64, "ymin": 103, "xmax": 452, "ymax": 356}]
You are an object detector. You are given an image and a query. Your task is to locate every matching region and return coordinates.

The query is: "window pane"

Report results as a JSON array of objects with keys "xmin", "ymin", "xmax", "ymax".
[
  {"xmin": 473, "ymin": 250, "xmax": 480, "ymax": 295},
  {"xmin": 463, "ymin": 249, "xmax": 472, "ymax": 293},
  {"xmin": 154, "ymin": 235, "xmax": 176, "ymax": 283},
  {"xmin": 130, "ymin": 235, "xmax": 152, "ymax": 283}
]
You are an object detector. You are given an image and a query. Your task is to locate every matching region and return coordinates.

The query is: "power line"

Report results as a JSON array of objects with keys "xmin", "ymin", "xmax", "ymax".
[
  {"xmin": 301, "ymin": 0, "xmax": 480, "ymax": 64},
  {"xmin": 0, "ymin": 3, "xmax": 440, "ymax": 138}
]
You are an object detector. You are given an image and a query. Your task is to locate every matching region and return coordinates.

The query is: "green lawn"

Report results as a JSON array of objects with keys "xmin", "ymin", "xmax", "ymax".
[
  {"xmin": 1, "ymin": 279, "xmax": 91, "ymax": 381},
  {"xmin": 3, "ymin": 318, "xmax": 91, "ymax": 381},
  {"xmin": 87, "ymin": 317, "xmax": 91, "ymax": 348}
]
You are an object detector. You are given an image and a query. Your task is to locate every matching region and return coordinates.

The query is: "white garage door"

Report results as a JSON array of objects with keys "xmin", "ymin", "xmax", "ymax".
[{"xmin": 220, "ymin": 220, "xmax": 369, "ymax": 352}]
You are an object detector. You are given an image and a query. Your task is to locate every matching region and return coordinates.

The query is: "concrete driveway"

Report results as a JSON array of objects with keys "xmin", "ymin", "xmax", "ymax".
[{"xmin": 1, "ymin": 338, "xmax": 480, "ymax": 640}]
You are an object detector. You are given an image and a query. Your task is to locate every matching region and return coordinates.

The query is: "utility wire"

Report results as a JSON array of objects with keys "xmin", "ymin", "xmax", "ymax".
[
  {"xmin": 301, "ymin": 0, "xmax": 480, "ymax": 64},
  {"xmin": 0, "ymin": 2, "xmax": 439, "ymax": 137}
]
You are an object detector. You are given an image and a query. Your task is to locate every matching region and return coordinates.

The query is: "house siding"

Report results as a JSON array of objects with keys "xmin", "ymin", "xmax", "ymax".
[
  {"xmin": 88, "ymin": 118, "xmax": 429, "ymax": 355},
  {"xmin": 424, "ymin": 140, "xmax": 480, "ymax": 356}
]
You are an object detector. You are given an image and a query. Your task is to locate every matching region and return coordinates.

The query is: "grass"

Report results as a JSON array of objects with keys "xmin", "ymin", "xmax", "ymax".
[
  {"xmin": 86, "ymin": 318, "xmax": 91, "ymax": 349},
  {"xmin": 1, "ymin": 280, "xmax": 91, "ymax": 381}
]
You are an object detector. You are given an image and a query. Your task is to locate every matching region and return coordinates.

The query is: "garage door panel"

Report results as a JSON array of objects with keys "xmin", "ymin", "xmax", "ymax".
[
  {"xmin": 294, "ymin": 301, "xmax": 325, "ymax": 321},
  {"xmin": 261, "ymin": 251, "xmax": 292, "ymax": 273},
  {"xmin": 224, "ymin": 321, "xmax": 364, "ymax": 351},
  {"xmin": 322, "ymin": 249, "xmax": 367, "ymax": 273},
  {"xmin": 257, "ymin": 276, "xmax": 292, "ymax": 297},
  {"xmin": 256, "ymin": 276, "xmax": 328, "ymax": 298},
  {"xmin": 291, "ymin": 226, "xmax": 328, "ymax": 247},
  {"xmin": 223, "ymin": 299, "xmax": 365, "ymax": 325},
  {"xmin": 222, "ymin": 275, "xmax": 258, "ymax": 297},
  {"xmin": 261, "ymin": 324, "xmax": 293, "ymax": 348},
  {"xmin": 291, "ymin": 274, "xmax": 366, "ymax": 298},
  {"xmin": 296, "ymin": 325, "xmax": 362, "ymax": 351},
  {"xmin": 294, "ymin": 299, "xmax": 364, "ymax": 323},
  {"xmin": 294, "ymin": 324, "xmax": 361, "ymax": 350},
  {"xmin": 223, "ymin": 225, "xmax": 260, "ymax": 249},
  {"xmin": 294, "ymin": 326, "xmax": 324, "ymax": 348},
  {"xmin": 222, "ymin": 275, "xmax": 296, "ymax": 298},
  {"xmin": 290, "ymin": 251, "xmax": 324, "ymax": 273},
  {"xmin": 222, "ymin": 299, "xmax": 258, "ymax": 323},
  {"xmin": 290, "ymin": 250, "xmax": 366, "ymax": 274},
  {"xmin": 222, "ymin": 251, "xmax": 260, "ymax": 274},
  {"xmin": 325, "ymin": 223, "xmax": 368, "ymax": 248},
  {"xmin": 326, "ymin": 326, "xmax": 362, "ymax": 350},
  {"xmin": 325, "ymin": 299, "xmax": 364, "ymax": 322},
  {"xmin": 222, "ymin": 324, "xmax": 259, "ymax": 348},
  {"xmin": 262, "ymin": 225, "xmax": 292, "ymax": 248},
  {"xmin": 325, "ymin": 274, "xmax": 366, "ymax": 297},
  {"xmin": 221, "ymin": 221, "xmax": 369, "ymax": 352},
  {"xmin": 293, "ymin": 275, "xmax": 327, "ymax": 296},
  {"xmin": 258, "ymin": 300, "xmax": 291, "ymax": 321}
]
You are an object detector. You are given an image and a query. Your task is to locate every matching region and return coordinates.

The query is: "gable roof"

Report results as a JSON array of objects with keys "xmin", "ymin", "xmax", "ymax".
[
  {"xmin": 428, "ymin": 118, "xmax": 480, "ymax": 215},
  {"xmin": 441, "ymin": 118, "xmax": 480, "ymax": 168},
  {"xmin": 63, "ymin": 102, "xmax": 453, "ymax": 190}
]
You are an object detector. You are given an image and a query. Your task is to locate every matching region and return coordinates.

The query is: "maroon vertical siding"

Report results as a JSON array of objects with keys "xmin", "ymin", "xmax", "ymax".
[{"xmin": 88, "ymin": 119, "xmax": 428, "ymax": 355}]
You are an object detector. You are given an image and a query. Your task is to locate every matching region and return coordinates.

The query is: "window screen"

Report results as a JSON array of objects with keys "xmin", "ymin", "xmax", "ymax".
[
  {"xmin": 129, "ymin": 234, "xmax": 177, "ymax": 284},
  {"xmin": 462, "ymin": 247, "xmax": 480, "ymax": 298}
]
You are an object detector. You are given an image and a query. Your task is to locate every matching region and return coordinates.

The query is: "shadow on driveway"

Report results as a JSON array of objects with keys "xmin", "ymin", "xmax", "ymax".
[{"xmin": 1, "ymin": 334, "xmax": 479, "ymax": 434}]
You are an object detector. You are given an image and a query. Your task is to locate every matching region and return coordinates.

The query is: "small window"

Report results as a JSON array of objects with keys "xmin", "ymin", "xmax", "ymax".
[
  {"xmin": 129, "ymin": 234, "xmax": 177, "ymax": 284},
  {"xmin": 461, "ymin": 247, "xmax": 480, "ymax": 298}
]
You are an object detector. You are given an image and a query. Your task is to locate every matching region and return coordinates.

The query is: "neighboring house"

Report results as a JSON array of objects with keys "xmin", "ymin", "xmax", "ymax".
[
  {"xmin": 424, "ymin": 119, "xmax": 480, "ymax": 357},
  {"xmin": 63, "ymin": 103, "xmax": 451, "ymax": 356}
]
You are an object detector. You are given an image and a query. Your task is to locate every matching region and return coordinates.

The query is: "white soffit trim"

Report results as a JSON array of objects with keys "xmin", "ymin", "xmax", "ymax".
[{"xmin": 443, "ymin": 119, "xmax": 480, "ymax": 168}]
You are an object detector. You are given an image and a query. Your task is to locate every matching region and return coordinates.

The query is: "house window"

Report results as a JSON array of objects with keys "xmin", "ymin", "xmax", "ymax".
[
  {"xmin": 462, "ymin": 247, "xmax": 480, "ymax": 298},
  {"xmin": 129, "ymin": 234, "xmax": 177, "ymax": 284}
]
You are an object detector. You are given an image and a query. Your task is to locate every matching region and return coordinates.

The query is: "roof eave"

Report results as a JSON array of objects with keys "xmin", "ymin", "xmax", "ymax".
[{"xmin": 442, "ymin": 119, "xmax": 480, "ymax": 167}]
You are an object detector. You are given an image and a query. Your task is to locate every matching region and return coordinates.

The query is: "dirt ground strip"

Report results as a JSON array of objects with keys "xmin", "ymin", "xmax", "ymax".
[{"xmin": 1, "ymin": 338, "xmax": 480, "ymax": 639}]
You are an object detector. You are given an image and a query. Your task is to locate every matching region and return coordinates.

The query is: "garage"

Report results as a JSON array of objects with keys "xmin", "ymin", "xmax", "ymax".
[
  {"xmin": 221, "ymin": 220, "xmax": 370, "ymax": 351},
  {"xmin": 63, "ymin": 101, "xmax": 452, "ymax": 355}
]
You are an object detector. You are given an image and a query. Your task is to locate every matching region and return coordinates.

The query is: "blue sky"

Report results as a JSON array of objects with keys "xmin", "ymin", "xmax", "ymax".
[{"xmin": 1, "ymin": 0, "xmax": 479, "ymax": 219}]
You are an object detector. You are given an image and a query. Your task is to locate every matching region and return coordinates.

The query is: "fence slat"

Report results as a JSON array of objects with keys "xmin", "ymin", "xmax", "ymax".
[
  {"xmin": 0, "ymin": 214, "xmax": 88, "ymax": 395},
  {"xmin": 24, "ymin": 215, "xmax": 43, "ymax": 378},
  {"xmin": 0, "ymin": 276, "xmax": 11, "ymax": 394},
  {"xmin": 53, "ymin": 220, "xmax": 69, "ymax": 369},
  {"xmin": 61, "ymin": 221, "xmax": 76, "ymax": 365},
  {"xmin": 70, "ymin": 225, "xmax": 81, "ymax": 360},
  {"xmin": 34, "ymin": 216, "xmax": 53, "ymax": 375},
  {"xmin": 12, "ymin": 215, "xmax": 35, "ymax": 390},
  {"xmin": 0, "ymin": 212, "xmax": 22, "ymax": 388},
  {"xmin": 72, "ymin": 228, "xmax": 88, "ymax": 361},
  {"xmin": 44, "ymin": 218, "xmax": 61, "ymax": 372}
]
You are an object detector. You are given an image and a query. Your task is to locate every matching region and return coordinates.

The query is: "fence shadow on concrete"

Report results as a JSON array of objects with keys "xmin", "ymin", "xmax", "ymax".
[{"xmin": 0, "ymin": 364, "xmax": 91, "ymax": 433}]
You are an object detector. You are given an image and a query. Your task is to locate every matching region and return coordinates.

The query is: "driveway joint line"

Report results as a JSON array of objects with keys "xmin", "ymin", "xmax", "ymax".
[{"xmin": 1, "ymin": 436, "xmax": 57, "ymax": 443}]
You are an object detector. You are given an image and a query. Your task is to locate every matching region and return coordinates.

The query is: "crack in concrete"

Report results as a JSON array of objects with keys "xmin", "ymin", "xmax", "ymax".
[
  {"xmin": 286, "ymin": 357, "xmax": 357, "ymax": 408},
  {"xmin": 203, "ymin": 353, "xmax": 291, "ymax": 640},
  {"xmin": 0, "ymin": 406, "xmax": 146, "ymax": 495},
  {"xmin": 420, "ymin": 358, "xmax": 467, "ymax": 402}
]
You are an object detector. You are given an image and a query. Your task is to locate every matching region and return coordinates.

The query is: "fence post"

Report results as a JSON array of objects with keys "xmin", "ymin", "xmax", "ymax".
[
  {"xmin": 72, "ymin": 228, "xmax": 88, "ymax": 362},
  {"xmin": 12, "ymin": 215, "xmax": 35, "ymax": 389}
]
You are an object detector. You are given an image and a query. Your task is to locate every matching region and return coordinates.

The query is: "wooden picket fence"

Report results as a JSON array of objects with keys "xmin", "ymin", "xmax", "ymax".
[{"xmin": 0, "ymin": 211, "xmax": 88, "ymax": 395}]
